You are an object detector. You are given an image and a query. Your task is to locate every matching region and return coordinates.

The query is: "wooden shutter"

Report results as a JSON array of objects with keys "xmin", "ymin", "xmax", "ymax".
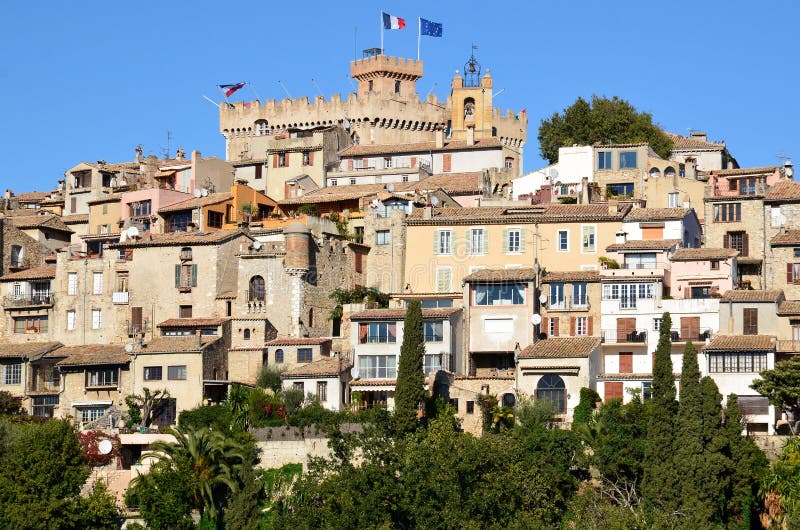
[
  {"xmin": 131, "ymin": 307, "xmax": 142, "ymax": 333},
  {"xmin": 174, "ymin": 265, "xmax": 181, "ymax": 287},
  {"xmin": 348, "ymin": 159, "xmax": 354, "ymax": 171},
  {"xmin": 190, "ymin": 264, "xmax": 198, "ymax": 287},
  {"xmin": 464, "ymin": 229, "xmax": 472, "ymax": 254},
  {"xmin": 741, "ymin": 232, "xmax": 749, "ymax": 257},
  {"xmin": 355, "ymin": 252, "xmax": 362, "ymax": 273},
  {"xmin": 552, "ymin": 317, "xmax": 559, "ymax": 336},
  {"xmin": 788, "ymin": 263, "xmax": 794, "ymax": 284},
  {"xmin": 619, "ymin": 353, "xmax": 633, "ymax": 374},
  {"xmin": 605, "ymin": 382, "xmax": 624, "ymax": 403},
  {"xmin": 410, "ymin": 156, "xmax": 416, "ymax": 168},
  {"xmin": 570, "ymin": 317, "xmax": 576, "ymax": 336},
  {"xmin": 743, "ymin": 308, "xmax": 758, "ymax": 335},
  {"xmin": 617, "ymin": 317, "xmax": 636, "ymax": 342},
  {"xmin": 642, "ymin": 227, "xmax": 664, "ymax": 239},
  {"xmin": 432, "ymin": 230, "xmax": 439, "ymax": 254},
  {"xmin": 680, "ymin": 316, "xmax": 700, "ymax": 341},
  {"xmin": 442, "ymin": 154, "xmax": 452, "ymax": 172},
  {"xmin": 587, "ymin": 317, "xmax": 593, "ymax": 336},
  {"xmin": 483, "ymin": 229, "xmax": 489, "ymax": 253},
  {"xmin": 518, "ymin": 228, "xmax": 527, "ymax": 252},
  {"xmin": 307, "ymin": 151, "xmax": 314, "ymax": 165},
  {"xmin": 273, "ymin": 154, "xmax": 278, "ymax": 168},
  {"xmin": 723, "ymin": 234, "xmax": 730, "ymax": 249},
  {"xmin": 501, "ymin": 228, "xmax": 509, "ymax": 252},
  {"xmin": 124, "ymin": 248, "xmax": 133, "ymax": 260},
  {"xmin": 255, "ymin": 165, "xmax": 262, "ymax": 179}
]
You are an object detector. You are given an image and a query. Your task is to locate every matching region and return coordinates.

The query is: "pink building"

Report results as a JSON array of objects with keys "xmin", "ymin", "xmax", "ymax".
[
  {"xmin": 669, "ymin": 248, "xmax": 738, "ymax": 299},
  {"xmin": 120, "ymin": 188, "xmax": 191, "ymax": 233}
]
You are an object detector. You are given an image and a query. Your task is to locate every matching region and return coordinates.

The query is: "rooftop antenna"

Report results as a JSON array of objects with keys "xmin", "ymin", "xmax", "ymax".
[
  {"xmin": 160, "ymin": 130, "xmax": 173, "ymax": 159},
  {"xmin": 247, "ymin": 81, "xmax": 261, "ymax": 102},
  {"xmin": 425, "ymin": 82, "xmax": 438, "ymax": 98},
  {"xmin": 777, "ymin": 150, "xmax": 791, "ymax": 165},
  {"xmin": 277, "ymin": 80, "xmax": 293, "ymax": 99}
]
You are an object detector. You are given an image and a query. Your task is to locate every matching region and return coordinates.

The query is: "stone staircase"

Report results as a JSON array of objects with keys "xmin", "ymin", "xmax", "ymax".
[{"xmin": 82, "ymin": 466, "xmax": 133, "ymax": 506}]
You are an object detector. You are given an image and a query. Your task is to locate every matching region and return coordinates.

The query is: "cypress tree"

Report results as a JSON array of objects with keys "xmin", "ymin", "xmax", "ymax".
[
  {"xmin": 642, "ymin": 312, "xmax": 679, "ymax": 512},
  {"xmin": 394, "ymin": 300, "xmax": 426, "ymax": 435},
  {"xmin": 695, "ymin": 377, "xmax": 729, "ymax": 526}
]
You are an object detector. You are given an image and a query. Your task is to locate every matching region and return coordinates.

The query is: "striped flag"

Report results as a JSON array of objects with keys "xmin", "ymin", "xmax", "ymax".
[
  {"xmin": 382, "ymin": 12, "xmax": 406, "ymax": 30},
  {"xmin": 218, "ymin": 82, "xmax": 245, "ymax": 97}
]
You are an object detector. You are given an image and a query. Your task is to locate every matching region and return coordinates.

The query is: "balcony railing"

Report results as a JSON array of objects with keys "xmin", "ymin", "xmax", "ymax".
[
  {"xmin": 669, "ymin": 329, "xmax": 712, "ymax": 342},
  {"xmin": 602, "ymin": 329, "xmax": 648, "ymax": 344},
  {"xmin": 619, "ymin": 261, "xmax": 671, "ymax": 271},
  {"xmin": 28, "ymin": 381, "xmax": 60, "ymax": 393},
  {"xmin": 546, "ymin": 297, "xmax": 590, "ymax": 311},
  {"xmin": 3, "ymin": 294, "xmax": 55, "ymax": 308},
  {"xmin": 112, "ymin": 291, "xmax": 129, "ymax": 304}
]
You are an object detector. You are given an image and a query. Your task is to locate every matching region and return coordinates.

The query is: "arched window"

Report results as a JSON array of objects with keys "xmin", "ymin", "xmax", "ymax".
[
  {"xmin": 464, "ymin": 97, "xmax": 475, "ymax": 119},
  {"xmin": 536, "ymin": 374, "xmax": 566, "ymax": 414},
  {"xmin": 649, "ymin": 167, "xmax": 661, "ymax": 179},
  {"xmin": 275, "ymin": 349, "xmax": 284, "ymax": 363},
  {"xmin": 249, "ymin": 275, "xmax": 265, "ymax": 302},
  {"xmin": 502, "ymin": 393, "xmax": 516, "ymax": 408},
  {"xmin": 664, "ymin": 166, "xmax": 676, "ymax": 178},
  {"xmin": 10, "ymin": 245, "xmax": 22, "ymax": 268},
  {"xmin": 255, "ymin": 120, "xmax": 269, "ymax": 136},
  {"xmin": 243, "ymin": 329, "xmax": 251, "ymax": 340}
]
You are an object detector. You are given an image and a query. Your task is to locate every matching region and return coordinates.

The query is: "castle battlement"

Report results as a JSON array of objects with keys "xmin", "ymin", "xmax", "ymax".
[{"xmin": 350, "ymin": 55, "xmax": 424, "ymax": 79}]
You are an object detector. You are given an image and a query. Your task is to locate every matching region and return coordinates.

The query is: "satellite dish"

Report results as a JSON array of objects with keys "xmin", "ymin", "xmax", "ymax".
[
  {"xmin": 124, "ymin": 343, "xmax": 134, "ymax": 353},
  {"xmin": 539, "ymin": 294, "xmax": 548, "ymax": 304},
  {"xmin": 370, "ymin": 199, "xmax": 380, "ymax": 209},
  {"xmin": 127, "ymin": 226, "xmax": 140, "ymax": 239},
  {"xmin": 98, "ymin": 439, "xmax": 113, "ymax": 455},
  {"xmin": 193, "ymin": 189, "xmax": 202, "ymax": 198},
  {"xmin": 430, "ymin": 196, "xmax": 439, "ymax": 206},
  {"xmin": 251, "ymin": 241, "xmax": 263, "ymax": 250},
  {"xmin": 350, "ymin": 366, "xmax": 360, "ymax": 379},
  {"xmin": 530, "ymin": 313, "xmax": 542, "ymax": 326},
  {"xmin": 201, "ymin": 188, "xmax": 209, "ymax": 197},
  {"xmin": 386, "ymin": 183, "xmax": 395, "ymax": 193}
]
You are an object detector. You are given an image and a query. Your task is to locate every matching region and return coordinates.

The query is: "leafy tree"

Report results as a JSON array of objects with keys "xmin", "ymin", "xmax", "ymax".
[
  {"xmin": 125, "ymin": 459, "xmax": 196, "ymax": 530},
  {"xmin": 537, "ymin": 95, "xmax": 674, "ymax": 163},
  {"xmin": 761, "ymin": 437, "xmax": 800, "ymax": 528},
  {"xmin": 0, "ymin": 390, "xmax": 22, "ymax": 415},
  {"xmin": 587, "ymin": 396, "xmax": 649, "ymax": 488},
  {"xmin": 572, "ymin": 387, "xmax": 601, "ymax": 426},
  {"xmin": 327, "ymin": 286, "xmax": 389, "ymax": 322},
  {"xmin": 224, "ymin": 466, "xmax": 265, "ymax": 530},
  {"xmin": 256, "ymin": 365, "xmax": 284, "ymax": 392},
  {"xmin": 77, "ymin": 481, "xmax": 120, "ymax": 529},
  {"xmin": 724, "ymin": 394, "xmax": 768, "ymax": 528},
  {"xmin": 751, "ymin": 356, "xmax": 800, "ymax": 434},
  {"xmin": 281, "ymin": 387, "xmax": 305, "ymax": 416},
  {"xmin": 297, "ymin": 204, "xmax": 320, "ymax": 217},
  {"xmin": 393, "ymin": 299, "xmax": 426, "ymax": 434},
  {"xmin": 126, "ymin": 387, "xmax": 170, "ymax": 428},
  {"xmin": 642, "ymin": 312, "xmax": 679, "ymax": 512}
]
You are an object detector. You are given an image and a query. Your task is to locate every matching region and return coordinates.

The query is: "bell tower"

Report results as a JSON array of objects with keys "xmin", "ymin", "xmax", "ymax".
[
  {"xmin": 450, "ymin": 48, "xmax": 494, "ymax": 143},
  {"xmin": 350, "ymin": 50, "xmax": 424, "ymax": 99}
]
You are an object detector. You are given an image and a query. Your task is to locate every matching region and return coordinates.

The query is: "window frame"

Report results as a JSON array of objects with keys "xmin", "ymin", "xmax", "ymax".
[
  {"xmin": 619, "ymin": 151, "xmax": 638, "ymax": 169},
  {"xmin": 297, "ymin": 348, "xmax": 313, "ymax": 363},
  {"xmin": 85, "ymin": 367, "xmax": 118, "ymax": 388},
  {"xmin": 375, "ymin": 230, "xmax": 390, "ymax": 245},
  {"xmin": 507, "ymin": 228, "xmax": 522, "ymax": 254},
  {"xmin": 1, "ymin": 363, "xmax": 22, "ymax": 385},
  {"xmin": 557, "ymin": 229, "xmax": 569, "ymax": 252},
  {"xmin": 581, "ymin": 225, "xmax": 597, "ymax": 253},
  {"xmin": 143, "ymin": 366, "xmax": 163, "ymax": 381},
  {"xmin": 167, "ymin": 365, "xmax": 188, "ymax": 381}
]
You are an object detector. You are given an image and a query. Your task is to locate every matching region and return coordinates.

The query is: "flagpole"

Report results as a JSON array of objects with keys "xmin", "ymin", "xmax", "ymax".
[
  {"xmin": 380, "ymin": 11, "xmax": 384, "ymax": 54},
  {"xmin": 417, "ymin": 17, "xmax": 421, "ymax": 61}
]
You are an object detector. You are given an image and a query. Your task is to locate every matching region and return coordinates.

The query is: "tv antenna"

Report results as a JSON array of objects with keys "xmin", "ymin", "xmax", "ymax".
[
  {"xmin": 777, "ymin": 150, "xmax": 791, "ymax": 165},
  {"xmin": 160, "ymin": 130, "xmax": 173, "ymax": 159}
]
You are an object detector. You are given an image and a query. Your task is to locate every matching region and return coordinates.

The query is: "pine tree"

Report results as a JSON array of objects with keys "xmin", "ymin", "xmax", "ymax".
[
  {"xmin": 394, "ymin": 300, "xmax": 426, "ymax": 435},
  {"xmin": 642, "ymin": 312, "xmax": 679, "ymax": 512}
]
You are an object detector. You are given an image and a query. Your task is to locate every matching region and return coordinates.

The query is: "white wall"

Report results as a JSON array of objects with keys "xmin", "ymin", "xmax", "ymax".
[
  {"xmin": 512, "ymin": 165, "xmax": 552, "ymax": 199},
  {"xmin": 557, "ymin": 146, "xmax": 594, "ymax": 184}
]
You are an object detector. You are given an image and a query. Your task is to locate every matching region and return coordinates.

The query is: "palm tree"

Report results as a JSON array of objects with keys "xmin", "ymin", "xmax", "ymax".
[{"xmin": 142, "ymin": 426, "xmax": 252, "ymax": 522}]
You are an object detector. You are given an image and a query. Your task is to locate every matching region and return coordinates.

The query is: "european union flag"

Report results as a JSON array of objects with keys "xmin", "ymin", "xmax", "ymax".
[{"xmin": 420, "ymin": 18, "xmax": 442, "ymax": 37}]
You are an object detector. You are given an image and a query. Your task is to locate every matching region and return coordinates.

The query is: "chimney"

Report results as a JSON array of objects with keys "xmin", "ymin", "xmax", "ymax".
[
  {"xmin": 690, "ymin": 131, "xmax": 707, "ymax": 143},
  {"xmin": 580, "ymin": 176, "xmax": 589, "ymax": 204},
  {"xmin": 435, "ymin": 127, "xmax": 445, "ymax": 149},
  {"xmin": 466, "ymin": 126, "xmax": 475, "ymax": 146},
  {"xmin": 615, "ymin": 230, "xmax": 627, "ymax": 244},
  {"xmin": 423, "ymin": 205, "xmax": 433, "ymax": 220},
  {"xmin": 608, "ymin": 199, "xmax": 618, "ymax": 215},
  {"xmin": 196, "ymin": 329, "xmax": 202, "ymax": 348}
]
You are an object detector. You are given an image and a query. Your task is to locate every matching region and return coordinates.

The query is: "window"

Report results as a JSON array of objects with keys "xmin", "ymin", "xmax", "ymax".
[
  {"xmin": 714, "ymin": 203, "xmax": 741, "ymax": 222},
  {"xmin": 67, "ymin": 310, "xmax": 76, "ymax": 330},
  {"xmin": 275, "ymin": 349, "xmax": 284, "ymax": 363},
  {"xmin": 598, "ymin": 151, "xmax": 612, "ymax": 170},
  {"xmin": 474, "ymin": 284, "xmax": 526, "ymax": 306},
  {"xmin": 549, "ymin": 283, "xmax": 565, "ymax": 308},
  {"xmin": 68, "ymin": 272, "xmax": 78, "ymax": 295},
  {"xmin": 419, "ymin": 299, "xmax": 454, "ymax": 309},
  {"xmin": 349, "ymin": 178, "xmax": 356, "ymax": 185},
  {"xmin": 128, "ymin": 200, "xmax": 152, "ymax": 217},
  {"xmin": 32, "ymin": 395, "xmax": 58, "ymax": 417},
  {"xmin": 548, "ymin": 317, "xmax": 558, "ymax": 337},
  {"xmin": 724, "ymin": 231, "xmax": 748, "ymax": 257},
  {"xmin": 243, "ymin": 329, "xmax": 251, "ymax": 340},
  {"xmin": 573, "ymin": 283, "xmax": 588, "ymax": 307},
  {"xmin": 470, "ymin": 228, "xmax": 486, "ymax": 255},
  {"xmin": 466, "ymin": 400, "xmax": 475, "ymax": 414},
  {"xmin": 625, "ymin": 253, "xmax": 657, "ymax": 269},
  {"xmin": 505, "ymin": 157, "xmax": 514, "ymax": 169},
  {"xmin": 709, "ymin": 352, "xmax": 767, "ymax": 373},
  {"xmin": 368, "ymin": 80, "xmax": 373, "ymax": 92},
  {"xmin": 619, "ymin": 151, "xmax": 637, "ymax": 169},
  {"xmin": 144, "ymin": 366, "xmax": 163, "ymax": 381},
  {"xmin": 581, "ymin": 225, "xmax": 596, "ymax": 253},
  {"xmin": 507, "ymin": 229, "xmax": 521, "ymax": 253},
  {"xmin": 175, "ymin": 264, "xmax": 198, "ymax": 288},
  {"xmin": 14, "ymin": 315, "xmax": 48, "ymax": 333},
  {"xmin": 293, "ymin": 382, "xmax": 305, "ymax": 393},
  {"xmin": 691, "ymin": 286, "xmax": 711, "ymax": 299},
  {"xmin": 424, "ymin": 353, "xmax": 442, "ymax": 374},
  {"xmin": 710, "ymin": 260, "xmax": 720, "ymax": 270},
  {"xmin": 207, "ymin": 211, "xmax": 223, "ymax": 228},
  {"xmin": 576, "ymin": 316, "xmax": 588, "ymax": 336},
  {"xmin": 384, "ymin": 157, "xmax": 392, "ymax": 169},
  {"xmin": 168, "ymin": 365, "xmax": 187, "ymax": 380},
  {"xmin": 330, "ymin": 179, "xmax": 337, "ymax": 186},
  {"xmin": 375, "ymin": 230, "xmax": 390, "ymax": 245},
  {"xmin": 91, "ymin": 309, "xmax": 102, "ymax": 329},
  {"xmin": 606, "ymin": 182, "xmax": 634, "ymax": 198},
  {"xmin": 642, "ymin": 382, "xmax": 653, "ymax": 401},
  {"xmin": 92, "ymin": 272, "xmax": 103, "ymax": 294},
  {"xmin": 653, "ymin": 318, "xmax": 662, "ymax": 331},
  {"xmin": 317, "ymin": 381, "xmax": 328, "ymax": 401},
  {"xmin": 536, "ymin": 374, "xmax": 566, "ymax": 414},
  {"xmin": 302, "ymin": 152, "xmax": 311, "ymax": 166},
  {"xmin": 423, "ymin": 321, "xmax": 443, "ymax": 342},
  {"xmin": 179, "ymin": 305, "xmax": 192, "ymax": 319},
  {"xmin": 278, "ymin": 152, "xmax": 288, "ymax": 167},
  {"xmin": 86, "ymin": 368, "xmax": 118, "ymax": 387},
  {"xmin": 668, "ymin": 192, "xmax": 680, "ymax": 208},
  {"xmin": 436, "ymin": 230, "xmax": 452, "ymax": 254},
  {"xmin": 297, "ymin": 348, "xmax": 313, "ymax": 363},
  {"xmin": 743, "ymin": 308, "xmax": 758, "ymax": 335},
  {"xmin": 358, "ymin": 322, "xmax": 397, "ymax": 343},
  {"xmin": 558, "ymin": 230, "xmax": 569, "ymax": 252},
  {"xmin": 2, "ymin": 363, "xmax": 21, "ymax": 385},
  {"xmin": 80, "ymin": 407, "xmax": 109, "ymax": 424},
  {"xmin": 436, "ymin": 267, "xmax": 452, "ymax": 293},
  {"xmin": 394, "ymin": 80, "xmax": 401, "ymax": 94},
  {"xmin": 357, "ymin": 355, "xmax": 396, "ymax": 379},
  {"xmin": 167, "ymin": 212, "xmax": 192, "ymax": 232},
  {"xmin": 249, "ymin": 275, "xmax": 265, "ymax": 301}
]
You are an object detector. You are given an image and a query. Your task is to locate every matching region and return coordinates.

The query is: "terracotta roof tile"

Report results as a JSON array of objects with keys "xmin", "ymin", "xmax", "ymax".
[
  {"xmin": 778, "ymin": 300, "xmax": 800, "ymax": 315},
  {"xmin": 671, "ymin": 248, "xmax": 738, "ymax": 261},
  {"xmin": 519, "ymin": 337, "xmax": 601, "ymax": 359},
  {"xmin": 705, "ymin": 335, "xmax": 775, "ymax": 351},
  {"xmin": 624, "ymin": 208, "xmax": 691, "ymax": 221},
  {"xmin": 279, "ymin": 184, "xmax": 402, "ymax": 205},
  {"xmin": 158, "ymin": 192, "xmax": 233, "ymax": 213},
  {"xmin": 765, "ymin": 180, "xmax": 800, "ymax": 202},
  {"xmin": 86, "ymin": 193, "xmax": 123, "ymax": 205},
  {"xmin": 54, "ymin": 344, "xmax": 130, "ymax": 366},
  {"xmin": 15, "ymin": 191, "xmax": 51, "ymax": 202},
  {"xmin": 541, "ymin": 271, "xmax": 600, "ymax": 283},
  {"xmin": 463, "ymin": 267, "xmax": 537, "ymax": 283},
  {"xmin": 414, "ymin": 172, "xmax": 484, "ymax": 195},
  {"xmin": 349, "ymin": 308, "xmax": 461, "ymax": 320},
  {"xmin": 340, "ymin": 138, "xmax": 502, "ymax": 157},
  {"xmin": 720, "ymin": 289, "xmax": 783, "ymax": 303},
  {"xmin": 110, "ymin": 229, "xmax": 247, "ymax": 248},
  {"xmin": 281, "ymin": 357, "xmax": 352, "ymax": 378},
  {"xmin": 0, "ymin": 265, "xmax": 56, "ymax": 281},
  {"xmin": 131, "ymin": 336, "xmax": 221, "ymax": 353},
  {"xmin": 606, "ymin": 239, "xmax": 681, "ymax": 251},
  {"xmin": 704, "ymin": 166, "xmax": 780, "ymax": 177},
  {"xmin": 61, "ymin": 214, "xmax": 89, "ymax": 224},
  {"xmin": 406, "ymin": 203, "xmax": 630, "ymax": 225},
  {"xmin": 0, "ymin": 341, "xmax": 62, "ymax": 360},
  {"xmin": 771, "ymin": 230, "xmax": 800, "ymax": 246},
  {"xmin": 10, "ymin": 214, "xmax": 72, "ymax": 233},
  {"xmin": 592, "ymin": 142, "xmax": 650, "ymax": 148},
  {"xmin": 667, "ymin": 132, "xmax": 725, "ymax": 149},
  {"xmin": 266, "ymin": 337, "xmax": 332, "ymax": 346},
  {"xmin": 157, "ymin": 318, "xmax": 229, "ymax": 328}
]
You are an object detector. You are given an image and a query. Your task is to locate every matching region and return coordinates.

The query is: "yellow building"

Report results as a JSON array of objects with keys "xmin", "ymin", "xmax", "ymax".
[{"xmin": 403, "ymin": 203, "xmax": 630, "ymax": 299}]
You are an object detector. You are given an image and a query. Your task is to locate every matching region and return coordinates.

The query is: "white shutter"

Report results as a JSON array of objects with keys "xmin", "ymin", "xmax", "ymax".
[
  {"xmin": 436, "ymin": 268, "xmax": 452, "ymax": 293},
  {"xmin": 92, "ymin": 309, "xmax": 102, "ymax": 329},
  {"xmin": 67, "ymin": 310, "xmax": 76, "ymax": 330},
  {"xmin": 92, "ymin": 272, "xmax": 103, "ymax": 294},
  {"xmin": 68, "ymin": 273, "xmax": 77, "ymax": 295}
]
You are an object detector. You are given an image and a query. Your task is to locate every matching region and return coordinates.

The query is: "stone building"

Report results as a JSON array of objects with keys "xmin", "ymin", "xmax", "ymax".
[
  {"xmin": 0, "ymin": 218, "xmax": 46, "ymax": 276},
  {"xmin": 667, "ymin": 131, "xmax": 738, "ymax": 172},
  {"xmin": 9, "ymin": 214, "xmax": 73, "ymax": 252}
]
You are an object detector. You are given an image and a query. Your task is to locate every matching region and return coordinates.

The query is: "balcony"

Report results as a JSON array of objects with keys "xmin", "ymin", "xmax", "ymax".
[
  {"xmin": 545, "ymin": 297, "xmax": 591, "ymax": 312},
  {"xmin": 602, "ymin": 329, "xmax": 648, "ymax": 344},
  {"xmin": 705, "ymin": 182, "xmax": 769, "ymax": 198},
  {"xmin": 3, "ymin": 294, "xmax": 55, "ymax": 309},
  {"xmin": 669, "ymin": 329, "xmax": 712, "ymax": 343},
  {"xmin": 112, "ymin": 291, "xmax": 129, "ymax": 304}
]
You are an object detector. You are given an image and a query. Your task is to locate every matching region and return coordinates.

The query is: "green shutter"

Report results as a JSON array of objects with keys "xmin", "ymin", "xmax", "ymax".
[
  {"xmin": 174, "ymin": 265, "xmax": 181, "ymax": 287},
  {"xmin": 502, "ymin": 228, "xmax": 509, "ymax": 253},
  {"xmin": 519, "ymin": 228, "xmax": 527, "ymax": 253},
  {"xmin": 465, "ymin": 229, "xmax": 472, "ymax": 255},
  {"xmin": 191, "ymin": 264, "xmax": 198, "ymax": 287},
  {"xmin": 433, "ymin": 230, "xmax": 439, "ymax": 254}
]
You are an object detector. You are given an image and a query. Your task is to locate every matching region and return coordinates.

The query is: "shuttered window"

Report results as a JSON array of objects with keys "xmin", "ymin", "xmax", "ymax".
[
  {"xmin": 619, "ymin": 353, "xmax": 633, "ymax": 373},
  {"xmin": 617, "ymin": 318, "xmax": 636, "ymax": 342},
  {"xmin": 680, "ymin": 316, "xmax": 701, "ymax": 341},
  {"xmin": 605, "ymin": 382, "xmax": 624, "ymax": 403},
  {"xmin": 436, "ymin": 267, "xmax": 452, "ymax": 293},
  {"xmin": 743, "ymin": 308, "xmax": 758, "ymax": 335}
]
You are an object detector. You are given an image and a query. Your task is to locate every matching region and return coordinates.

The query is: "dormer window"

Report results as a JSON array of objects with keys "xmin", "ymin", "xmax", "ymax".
[{"xmin": 180, "ymin": 247, "xmax": 192, "ymax": 261}]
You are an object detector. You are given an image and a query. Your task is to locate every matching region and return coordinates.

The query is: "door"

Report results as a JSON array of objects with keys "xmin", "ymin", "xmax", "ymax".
[{"xmin": 617, "ymin": 318, "xmax": 636, "ymax": 342}]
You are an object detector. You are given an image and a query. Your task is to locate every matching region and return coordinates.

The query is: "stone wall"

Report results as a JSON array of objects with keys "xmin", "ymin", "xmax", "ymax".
[{"xmin": 0, "ymin": 219, "xmax": 45, "ymax": 276}]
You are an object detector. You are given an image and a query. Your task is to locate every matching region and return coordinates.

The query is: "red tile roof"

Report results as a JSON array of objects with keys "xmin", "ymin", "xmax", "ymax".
[
  {"xmin": 720, "ymin": 289, "xmax": 783, "ymax": 303},
  {"xmin": 624, "ymin": 208, "xmax": 690, "ymax": 221},
  {"xmin": 157, "ymin": 318, "xmax": 230, "ymax": 328},
  {"xmin": 765, "ymin": 180, "xmax": 800, "ymax": 202},
  {"xmin": 606, "ymin": 239, "xmax": 681, "ymax": 252},
  {"xmin": 110, "ymin": 229, "xmax": 248, "ymax": 248},
  {"xmin": 281, "ymin": 357, "xmax": 352, "ymax": 378},
  {"xmin": 61, "ymin": 214, "xmax": 89, "ymax": 224},
  {"xmin": 158, "ymin": 192, "xmax": 233, "ymax": 213},
  {"xmin": 667, "ymin": 132, "xmax": 725, "ymax": 149},
  {"xmin": 0, "ymin": 341, "xmax": 62, "ymax": 360},
  {"xmin": 670, "ymin": 248, "xmax": 738, "ymax": 261},
  {"xmin": 15, "ymin": 191, "xmax": 51, "ymax": 202},
  {"xmin": 0, "ymin": 265, "xmax": 56, "ymax": 281},
  {"xmin": 541, "ymin": 271, "xmax": 600, "ymax": 283},
  {"xmin": 463, "ymin": 267, "xmax": 537, "ymax": 283},
  {"xmin": 266, "ymin": 337, "xmax": 332, "ymax": 346},
  {"xmin": 770, "ymin": 230, "xmax": 800, "ymax": 247},
  {"xmin": 519, "ymin": 337, "xmax": 601, "ymax": 359},
  {"xmin": 54, "ymin": 344, "xmax": 130, "ymax": 366},
  {"xmin": 10, "ymin": 214, "xmax": 72, "ymax": 233},
  {"xmin": 777, "ymin": 301, "xmax": 800, "ymax": 315},
  {"xmin": 704, "ymin": 166, "xmax": 780, "ymax": 177},
  {"xmin": 131, "ymin": 336, "xmax": 221, "ymax": 353},
  {"xmin": 406, "ymin": 203, "xmax": 630, "ymax": 225},
  {"xmin": 704, "ymin": 335, "xmax": 775, "ymax": 351},
  {"xmin": 348, "ymin": 308, "xmax": 461, "ymax": 320},
  {"xmin": 414, "ymin": 172, "xmax": 484, "ymax": 195}
]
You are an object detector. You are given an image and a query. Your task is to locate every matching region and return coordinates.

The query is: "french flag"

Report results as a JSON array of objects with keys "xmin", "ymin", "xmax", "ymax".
[
  {"xmin": 218, "ymin": 82, "xmax": 245, "ymax": 98},
  {"xmin": 382, "ymin": 12, "xmax": 406, "ymax": 30}
]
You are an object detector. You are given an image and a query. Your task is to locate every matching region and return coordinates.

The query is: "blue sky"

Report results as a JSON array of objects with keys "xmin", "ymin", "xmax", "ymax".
[{"xmin": 2, "ymin": 1, "xmax": 799, "ymax": 192}]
